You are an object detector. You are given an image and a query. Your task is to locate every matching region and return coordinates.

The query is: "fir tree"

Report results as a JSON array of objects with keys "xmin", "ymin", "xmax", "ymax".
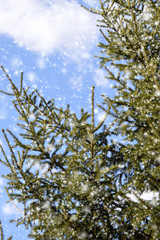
[
  {"xmin": 0, "ymin": 67, "xmax": 124, "ymax": 239},
  {"xmin": 86, "ymin": 0, "xmax": 160, "ymax": 239}
]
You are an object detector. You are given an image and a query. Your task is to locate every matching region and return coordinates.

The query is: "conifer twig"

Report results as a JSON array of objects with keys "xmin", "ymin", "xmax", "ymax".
[
  {"xmin": 20, "ymin": 72, "xmax": 23, "ymax": 94},
  {"xmin": 4, "ymin": 186, "xmax": 25, "ymax": 216},
  {"xmin": 148, "ymin": 120, "xmax": 160, "ymax": 139},
  {"xmin": 0, "ymin": 90, "xmax": 14, "ymax": 96},
  {"xmin": 4, "ymin": 186, "xmax": 50, "ymax": 222},
  {"xmin": 1, "ymin": 66, "xmax": 19, "ymax": 95},
  {"xmin": 91, "ymin": 86, "xmax": 95, "ymax": 167},
  {"xmin": 91, "ymin": 85, "xmax": 95, "ymax": 131},
  {"xmin": 94, "ymin": 103, "xmax": 111, "ymax": 132}
]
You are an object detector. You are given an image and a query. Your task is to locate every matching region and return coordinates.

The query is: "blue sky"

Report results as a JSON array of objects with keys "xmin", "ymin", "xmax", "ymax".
[
  {"xmin": 0, "ymin": 0, "xmax": 158, "ymax": 239},
  {"xmin": 0, "ymin": 1, "xmax": 115, "ymax": 238}
]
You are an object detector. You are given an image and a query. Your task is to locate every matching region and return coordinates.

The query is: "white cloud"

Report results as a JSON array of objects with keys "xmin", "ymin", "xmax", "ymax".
[{"xmin": 0, "ymin": 0, "xmax": 99, "ymax": 57}]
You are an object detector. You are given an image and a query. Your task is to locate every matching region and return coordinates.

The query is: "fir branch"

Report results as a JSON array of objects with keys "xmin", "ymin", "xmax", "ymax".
[
  {"xmin": 0, "ymin": 90, "xmax": 14, "ymax": 96},
  {"xmin": 12, "ymin": 101, "xmax": 26, "ymax": 117},
  {"xmin": 80, "ymin": 5, "xmax": 101, "ymax": 15},
  {"xmin": 147, "ymin": 120, "xmax": 160, "ymax": 139},
  {"xmin": 22, "ymin": 86, "xmax": 30, "ymax": 98},
  {"xmin": 0, "ymin": 144, "xmax": 12, "ymax": 169},
  {"xmin": 91, "ymin": 85, "xmax": 95, "ymax": 131},
  {"xmin": 94, "ymin": 103, "xmax": 111, "ymax": 132},
  {"xmin": 6, "ymin": 129, "xmax": 27, "ymax": 149},
  {"xmin": 4, "ymin": 186, "xmax": 25, "ymax": 217},
  {"xmin": 26, "ymin": 94, "xmax": 31, "ymax": 115},
  {"xmin": 20, "ymin": 72, "xmax": 23, "ymax": 94},
  {"xmin": 1, "ymin": 66, "xmax": 19, "ymax": 96},
  {"xmin": 7, "ymin": 237, "xmax": 12, "ymax": 240},
  {"xmin": 1, "ymin": 130, "xmax": 18, "ymax": 174},
  {"xmin": 99, "ymin": 29, "xmax": 111, "ymax": 44},
  {"xmin": 15, "ymin": 98, "xmax": 28, "ymax": 123}
]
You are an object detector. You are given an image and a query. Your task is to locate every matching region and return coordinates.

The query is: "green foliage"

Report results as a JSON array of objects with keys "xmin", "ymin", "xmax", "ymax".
[
  {"xmin": 89, "ymin": 0, "xmax": 160, "ymax": 239},
  {"xmin": 0, "ymin": 67, "xmax": 125, "ymax": 239}
]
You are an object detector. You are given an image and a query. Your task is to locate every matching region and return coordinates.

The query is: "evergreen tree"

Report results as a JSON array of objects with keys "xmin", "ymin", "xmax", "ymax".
[
  {"xmin": 0, "ymin": 67, "xmax": 124, "ymax": 239},
  {"xmin": 86, "ymin": 0, "xmax": 160, "ymax": 239}
]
